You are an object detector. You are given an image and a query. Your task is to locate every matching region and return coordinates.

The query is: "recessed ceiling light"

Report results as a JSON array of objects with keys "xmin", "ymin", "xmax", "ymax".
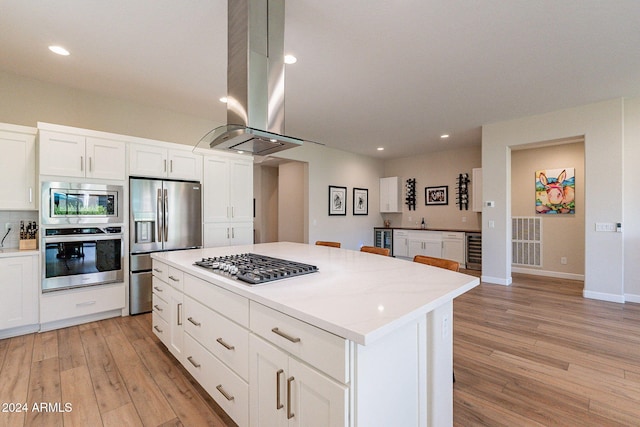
[
  {"xmin": 440, "ymin": 134, "xmax": 450, "ymax": 139},
  {"xmin": 377, "ymin": 147, "xmax": 384, "ymax": 151},
  {"xmin": 270, "ymin": 138, "xmax": 277, "ymax": 143},
  {"xmin": 219, "ymin": 96, "xmax": 228, "ymax": 103},
  {"xmin": 49, "ymin": 45, "xmax": 70, "ymax": 56},
  {"xmin": 237, "ymin": 150, "xmax": 244, "ymax": 154},
  {"xmin": 284, "ymin": 55, "xmax": 297, "ymax": 64}
]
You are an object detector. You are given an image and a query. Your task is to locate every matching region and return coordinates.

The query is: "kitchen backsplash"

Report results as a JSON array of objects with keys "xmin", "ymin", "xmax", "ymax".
[{"xmin": 0, "ymin": 210, "xmax": 38, "ymax": 249}]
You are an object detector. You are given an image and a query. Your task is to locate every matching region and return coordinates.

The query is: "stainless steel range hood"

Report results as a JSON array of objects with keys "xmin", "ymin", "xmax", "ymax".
[{"xmin": 197, "ymin": 0, "xmax": 303, "ymax": 156}]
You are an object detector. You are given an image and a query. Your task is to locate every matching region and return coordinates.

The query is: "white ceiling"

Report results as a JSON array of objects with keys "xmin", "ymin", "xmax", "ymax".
[{"xmin": 2, "ymin": 1, "xmax": 640, "ymax": 159}]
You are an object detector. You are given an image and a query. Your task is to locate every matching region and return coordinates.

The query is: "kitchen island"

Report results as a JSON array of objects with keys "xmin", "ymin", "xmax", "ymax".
[{"xmin": 151, "ymin": 242, "xmax": 479, "ymax": 426}]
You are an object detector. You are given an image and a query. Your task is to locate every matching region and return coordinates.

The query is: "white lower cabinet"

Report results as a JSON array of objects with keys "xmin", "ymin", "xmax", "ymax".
[
  {"xmin": 442, "ymin": 232, "xmax": 466, "ymax": 268},
  {"xmin": 204, "ymin": 222, "xmax": 254, "ymax": 247},
  {"xmin": 152, "ymin": 261, "xmax": 184, "ymax": 363},
  {"xmin": 393, "ymin": 230, "xmax": 467, "ymax": 267},
  {"xmin": 0, "ymin": 254, "xmax": 38, "ymax": 334},
  {"xmin": 408, "ymin": 231, "xmax": 442, "ymax": 259},
  {"xmin": 40, "ymin": 282, "xmax": 124, "ymax": 325},
  {"xmin": 250, "ymin": 335, "xmax": 348, "ymax": 427}
]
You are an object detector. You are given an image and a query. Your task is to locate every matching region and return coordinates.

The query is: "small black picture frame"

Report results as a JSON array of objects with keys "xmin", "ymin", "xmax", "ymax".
[
  {"xmin": 426, "ymin": 186, "xmax": 448, "ymax": 205},
  {"xmin": 353, "ymin": 188, "xmax": 368, "ymax": 215},
  {"xmin": 328, "ymin": 185, "xmax": 347, "ymax": 215}
]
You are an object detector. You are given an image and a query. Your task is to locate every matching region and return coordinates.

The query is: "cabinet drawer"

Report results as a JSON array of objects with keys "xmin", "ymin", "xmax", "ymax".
[
  {"xmin": 167, "ymin": 266, "xmax": 184, "ymax": 290},
  {"xmin": 152, "ymin": 312, "xmax": 169, "ymax": 345},
  {"xmin": 152, "ymin": 293, "xmax": 169, "ymax": 322},
  {"xmin": 250, "ymin": 302, "xmax": 349, "ymax": 383},
  {"xmin": 442, "ymin": 232, "xmax": 464, "ymax": 240},
  {"xmin": 151, "ymin": 276, "xmax": 169, "ymax": 296},
  {"xmin": 184, "ymin": 296, "xmax": 249, "ymax": 381},
  {"xmin": 152, "ymin": 260, "xmax": 168, "ymax": 282},
  {"xmin": 184, "ymin": 274, "xmax": 249, "ymax": 328},
  {"xmin": 40, "ymin": 283, "xmax": 124, "ymax": 323},
  {"xmin": 183, "ymin": 334, "xmax": 248, "ymax": 427}
]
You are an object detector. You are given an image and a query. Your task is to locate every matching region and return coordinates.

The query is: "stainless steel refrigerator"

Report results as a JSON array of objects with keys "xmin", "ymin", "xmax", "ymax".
[{"xmin": 129, "ymin": 178, "xmax": 202, "ymax": 314}]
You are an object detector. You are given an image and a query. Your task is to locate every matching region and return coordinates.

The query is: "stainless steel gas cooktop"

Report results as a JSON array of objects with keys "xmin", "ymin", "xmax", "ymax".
[{"xmin": 194, "ymin": 253, "xmax": 318, "ymax": 285}]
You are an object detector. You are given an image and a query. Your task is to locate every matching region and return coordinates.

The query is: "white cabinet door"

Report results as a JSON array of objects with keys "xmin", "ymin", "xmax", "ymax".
[
  {"xmin": 0, "ymin": 127, "xmax": 36, "ymax": 210},
  {"xmin": 442, "ymin": 238, "xmax": 465, "ymax": 265},
  {"xmin": 168, "ymin": 149, "xmax": 202, "ymax": 181},
  {"xmin": 203, "ymin": 156, "xmax": 231, "ymax": 222},
  {"xmin": 250, "ymin": 334, "xmax": 290, "ymax": 426},
  {"xmin": 203, "ymin": 222, "xmax": 254, "ymax": 247},
  {"xmin": 129, "ymin": 144, "xmax": 168, "ymax": 178},
  {"xmin": 408, "ymin": 238, "xmax": 442, "ymax": 259},
  {"xmin": 86, "ymin": 137, "xmax": 126, "ymax": 180},
  {"xmin": 168, "ymin": 285, "xmax": 184, "ymax": 363},
  {"xmin": 0, "ymin": 255, "xmax": 38, "ymax": 330},
  {"xmin": 229, "ymin": 159, "xmax": 253, "ymax": 222},
  {"xmin": 380, "ymin": 177, "xmax": 401, "ymax": 213},
  {"xmin": 39, "ymin": 131, "xmax": 85, "ymax": 177},
  {"xmin": 230, "ymin": 222, "xmax": 254, "ymax": 245},
  {"xmin": 393, "ymin": 231, "xmax": 409, "ymax": 258}
]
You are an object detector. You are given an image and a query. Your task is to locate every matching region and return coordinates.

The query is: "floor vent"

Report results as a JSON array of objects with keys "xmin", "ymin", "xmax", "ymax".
[{"xmin": 512, "ymin": 217, "xmax": 542, "ymax": 267}]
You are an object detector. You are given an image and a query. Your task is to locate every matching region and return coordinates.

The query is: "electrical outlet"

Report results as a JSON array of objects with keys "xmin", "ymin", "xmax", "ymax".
[{"xmin": 560, "ymin": 257, "xmax": 567, "ymax": 265}]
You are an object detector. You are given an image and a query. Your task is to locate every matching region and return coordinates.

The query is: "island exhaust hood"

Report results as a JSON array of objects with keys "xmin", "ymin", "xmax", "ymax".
[{"xmin": 197, "ymin": 0, "xmax": 303, "ymax": 156}]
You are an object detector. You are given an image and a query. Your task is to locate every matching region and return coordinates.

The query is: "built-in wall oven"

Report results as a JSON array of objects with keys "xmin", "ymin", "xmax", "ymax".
[{"xmin": 41, "ymin": 182, "xmax": 125, "ymax": 292}]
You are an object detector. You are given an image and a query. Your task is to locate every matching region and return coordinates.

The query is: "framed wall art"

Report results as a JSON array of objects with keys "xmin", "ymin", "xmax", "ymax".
[
  {"xmin": 353, "ymin": 188, "xmax": 368, "ymax": 215},
  {"xmin": 425, "ymin": 186, "xmax": 448, "ymax": 205},
  {"xmin": 535, "ymin": 168, "xmax": 575, "ymax": 214},
  {"xmin": 328, "ymin": 185, "xmax": 347, "ymax": 215}
]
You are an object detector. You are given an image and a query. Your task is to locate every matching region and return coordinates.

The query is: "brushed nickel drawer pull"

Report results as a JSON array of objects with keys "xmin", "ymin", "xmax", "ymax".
[
  {"xmin": 153, "ymin": 325, "xmax": 163, "ymax": 333},
  {"xmin": 287, "ymin": 376, "xmax": 295, "ymax": 419},
  {"xmin": 187, "ymin": 356, "xmax": 200, "ymax": 368},
  {"xmin": 216, "ymin": 384, "xmax": 235, "ymax": 401},
  {"xmin": 188, "ymin": 317, "xmax": 201, "ymax": 326},
  {"xmin": 216, "ymin": 338, "xmax": 235, "ymax": 350},
  {"xmin": 177, "ymin": 303, "xmax": 183, "ymax": 326},
  {"xmin": 153, "ymin": 286, "xmax": 163, "ymax": 292},
  {"xmin": 272, "ymin": 327, "xmax": 301, "ymax": 343},
  {"xmin": 169, "ymin": 275, "xmax": 179, "ymax": 282},
  {"xmin": 153, "ymin": 305, "xmax": 163, "ymax": 312},
  {"xmin": 276, "ymin": 369, "xmax": 284, "ymax": 410},
  {"xmin": 76, "ymin": 301, "xmax": 96, "ymax": 307},
  {"xmin": 153, "ymin": 268, "xmax": 163, "ymax": 273}
]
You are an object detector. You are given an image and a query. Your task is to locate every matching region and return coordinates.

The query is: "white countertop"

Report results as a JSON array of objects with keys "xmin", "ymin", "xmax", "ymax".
[
  {"xmin": 0, "ymin": 248, "xmax": 39, "ymax": 258},
  {"xmin": 152, "ymin": 242, "xmax": 479, "ymax": 345}
]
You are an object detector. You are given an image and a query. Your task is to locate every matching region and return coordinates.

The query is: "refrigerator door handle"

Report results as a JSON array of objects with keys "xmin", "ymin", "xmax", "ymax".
[
  {"xmin": 157, "ymin": 188, "xmax": 163, "ymax": 243},
  {"xmin": 163, "ymin": 188, "xmax": 169, "ymax": 242}
]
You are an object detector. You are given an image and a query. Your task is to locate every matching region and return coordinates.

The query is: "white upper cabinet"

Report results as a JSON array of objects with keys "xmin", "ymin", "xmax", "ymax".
[
  {"xmin": 130, "ymin": 143, "xmax": 202, "ymax": 181},
  {"xmin": 39, "ymin": 130, "xmax": 125, "ymax": 180},
  {"xmin": 380, "ymin": 176, "xmax": 401, "ymax": 213},
  {"xmin": 0, "ymin": 124, "xmax": 37, "ymax": 210},
  {"xmin": 203, "ymin": 154, "xmax": 253, "ymax": 223}
]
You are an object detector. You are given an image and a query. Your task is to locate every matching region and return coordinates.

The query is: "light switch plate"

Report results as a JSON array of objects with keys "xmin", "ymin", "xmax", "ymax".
[{"xmin": 595, "ymin": 222, "xmax": 616, "ymax": 232}]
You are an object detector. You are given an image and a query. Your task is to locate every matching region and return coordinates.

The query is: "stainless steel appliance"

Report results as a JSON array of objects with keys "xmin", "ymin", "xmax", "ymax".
[
  {"xmin": 194, "ymin": 253, "xmax": 318, "ymax": 285},
  {"xmin": 466, "ymin": 232, "xmax": 482, "ymax": 271},
  {"xmin": 129, "ymin": 178, "xmax": 202, "ymax": 314},
  {"xmin": 42, "ymin": 226, "xmax": 124, "ymax": 292},
  {"xmin": 374, "ymin": 228, "xmax": 393, "ymax": 254},
  {"xmin": 42, "ymin": 182, "xmax": 123, "ymax": 224}
]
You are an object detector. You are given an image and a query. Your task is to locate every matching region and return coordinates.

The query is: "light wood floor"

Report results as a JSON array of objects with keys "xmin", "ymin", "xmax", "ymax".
[{"xmin": 2, "ymin": 274, "xmax": 640, "ymax": 426}]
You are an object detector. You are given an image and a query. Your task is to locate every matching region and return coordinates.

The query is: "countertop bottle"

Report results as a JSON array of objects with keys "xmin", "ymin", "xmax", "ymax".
[{"xmin": 421, "ymin": 218, "xmax": 426, "ymax": 229}]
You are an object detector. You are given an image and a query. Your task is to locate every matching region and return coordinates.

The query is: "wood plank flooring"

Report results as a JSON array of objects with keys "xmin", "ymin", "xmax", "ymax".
[
  {"xmin": 1, "ymin": 273, "xmax": 640, "ymax": 426},
  {"xmin": 454, "ymin": 272, "xmax": 640, "ymax": 426}
]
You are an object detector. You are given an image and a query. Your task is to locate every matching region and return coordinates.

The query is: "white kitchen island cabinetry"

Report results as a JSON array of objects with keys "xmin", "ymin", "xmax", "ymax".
[
  {"xmin": 39, "ymin": 130, "xmax": 125, "ymax": 180},
  {"xmin": 152, "ymin": 242, "xmax": 479, "ymax": 426},
  {"xmin": 129, "ymin": 143, "xmax": 202, "ymax": 181},
  {"xmin": 151, "ymin": 260, "xmax": 185, "ymax": 363},
  {"xmin": 0, "ymin": 124, "xmax": 37, "ymax": 210},
  {"xmin": 0, "ymin": 251, "xmax": 39, "ymax": 339}
]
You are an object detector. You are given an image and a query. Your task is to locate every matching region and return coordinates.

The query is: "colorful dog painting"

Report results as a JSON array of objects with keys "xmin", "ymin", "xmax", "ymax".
[{"xmin": 535, "ymin": 168, "xmax": 575, "ymax": 214}]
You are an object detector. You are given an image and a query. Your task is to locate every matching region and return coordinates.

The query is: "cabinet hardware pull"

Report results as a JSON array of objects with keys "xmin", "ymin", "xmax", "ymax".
[
  {"xmin": 188, "ymin": 317, "xmax": 201, "ymax": 326},
  {"xmin": 153, "ymin": 286, "xmax": 163, "ymax": 292},
  {"xmin": 216, "ymin": 385, "xmax": 235, "ymax": 401},
  {"xmin": 153, "ymin": 325, "xmax": 163, "ymax": 333},
  {"xmin": 29, "ymin": 188, "xmax": 32, "ymax": 203},
  {"xmin": 232, "ymin": 228, "xmax": 235, "ymax": 239},
  {"xmin": 287, "ymin": 376, "xmax": 295, "ymax": 419},
  {"xmin": 177, "ymin": 303, "xmax": 183, "ymax": 326},
  {"xmin": 272, "ymin": 327, "xmax": 301, "ymax": 343},
  {"xmin": 170, "ymin": 159, "xmax": 173, "ymax": 173},
  {"xmin": 80, "ymin": 156, "xmax": 83, "ymax": 171},
  {"xmin": 169, "ymin": 275, "xmax": 179, "ymax": 282},
  {"xmin": 216, "ymin": 338, "xmax": 235, "ymax": 350},
  {"xmin": 276, "ymin": 369, "xmax": 284, "ymax": 410},
  {"xmin": 231, "ymin": 206, "xmax": 235, "ymax": 218},
  {"xmin": 153, "ymin": 268, "xmax": 163, "ymax": 273},
  {"xmin": 89, "ymin": 156, "xmax": 92, "ymax": 172},
  {"xmin": 153, "ymin": 305, "xmax": 163, "ymax": 312},
  {"xmin": 76, "ymin": 301, "xmax": 96, "ymax": 307},
  {"xmin": 164, "ymin": 159, "xmax": 167, "ymax": 172},
  {"xmin": 187, "ymin": 356, "xmax": 200, "ymax": 368}
]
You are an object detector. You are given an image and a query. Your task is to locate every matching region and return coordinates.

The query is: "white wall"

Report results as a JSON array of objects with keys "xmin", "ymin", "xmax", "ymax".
[
  {"xmin": 275, "ymin": 142, "xmax": 384, "ymax": 250},
  {"xmin": 624, "ymin": 97, "xmax": 640, "ymax": 302},
  {"xmin": 278, "ymin": 161, "xmax": 306, "ymax": 243},
  {"xmin": 482, "ymin": 98, "xmax": 625, "ymax": 302}
]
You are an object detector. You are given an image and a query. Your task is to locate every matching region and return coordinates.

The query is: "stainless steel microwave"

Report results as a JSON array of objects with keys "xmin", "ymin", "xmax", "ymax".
[{"xmin": 42, "ymin": 182, "xmax": 123, "ymax": 225}]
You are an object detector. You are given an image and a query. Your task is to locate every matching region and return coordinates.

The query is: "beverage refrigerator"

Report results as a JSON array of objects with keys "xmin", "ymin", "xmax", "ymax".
[{"xmin": 374, "ymin": 227, "xmax": 393, "ymax": 255}]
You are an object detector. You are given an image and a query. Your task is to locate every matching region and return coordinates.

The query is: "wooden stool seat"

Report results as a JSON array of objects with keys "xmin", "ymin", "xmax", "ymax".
[
  {"xmin": 315, "ymin": 241, "xmax": 341, "ymax": 248},
  {"xmin": 360, "ymin": 246, "xmax": 390, "ymax": 256}
]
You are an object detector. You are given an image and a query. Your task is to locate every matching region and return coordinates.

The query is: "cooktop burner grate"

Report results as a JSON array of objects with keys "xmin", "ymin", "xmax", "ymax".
[{"xmin": 194, "ymin": 253, "xmax": 318, "ymax": 285}]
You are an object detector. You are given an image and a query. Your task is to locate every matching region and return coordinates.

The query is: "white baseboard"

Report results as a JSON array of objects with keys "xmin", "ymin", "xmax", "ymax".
[
  {"xmin": 624, "ymin": 294, "xmax": 640, "ymax": 303},
  {"xmin": 0, "ymin": 324, "xmax": 39, "ymax": 340},
  {"xmin": 511, "ymin": 267, "xmax": 584, "ymax": 281},
  {"xmin": 481, "ymin": 275, "xmax": 513, "ymax": 286},
  {"xmin": 583, "ymin": 290, "xmax": 625, "ymax": 304}
]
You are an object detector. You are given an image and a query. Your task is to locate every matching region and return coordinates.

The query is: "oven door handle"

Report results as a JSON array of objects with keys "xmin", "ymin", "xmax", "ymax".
[
  {"xmin": 163, "ymin": 188, "xmax": 168, "ymax": 242},
  {"xmin": 43, "ymin": 234, "xmax": 122, "ymax": 244}
]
